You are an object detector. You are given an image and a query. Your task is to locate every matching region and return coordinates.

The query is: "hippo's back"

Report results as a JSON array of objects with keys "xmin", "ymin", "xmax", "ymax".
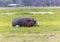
[{"xmin": 12, "ymin": 17, "xmax": 27, "ymax": 27}]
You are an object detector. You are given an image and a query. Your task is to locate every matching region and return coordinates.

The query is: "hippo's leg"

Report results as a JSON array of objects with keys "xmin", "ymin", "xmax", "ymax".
[
  {"xmin": 12, "ymin": 23, "xmax": 21, "ymax": 27},
  {"xmin": 12, "ymin": 22, "xmax": 19, "ymax": 27}
]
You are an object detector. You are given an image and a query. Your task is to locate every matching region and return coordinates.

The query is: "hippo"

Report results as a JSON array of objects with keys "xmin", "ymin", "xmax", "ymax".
[{"xmin": 12, "ymin": 17, "xmax": 39, "ymax": 27}]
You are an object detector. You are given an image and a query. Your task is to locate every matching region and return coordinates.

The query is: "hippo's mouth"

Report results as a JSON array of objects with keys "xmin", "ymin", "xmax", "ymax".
[{"xmin": 34, "ymin": 23, "xmax": 39, "ymax": 27}]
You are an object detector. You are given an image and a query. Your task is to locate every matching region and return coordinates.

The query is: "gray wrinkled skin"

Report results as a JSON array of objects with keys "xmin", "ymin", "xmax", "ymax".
[{"xmin": 12, "ymin": 17, "xmax": 39, "ymax": 27}]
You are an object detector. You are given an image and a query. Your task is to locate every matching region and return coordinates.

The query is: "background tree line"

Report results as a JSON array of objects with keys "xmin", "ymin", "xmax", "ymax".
[{"xmin": 0, "ymin": 0, "xmax": 60, "ymax": 7}]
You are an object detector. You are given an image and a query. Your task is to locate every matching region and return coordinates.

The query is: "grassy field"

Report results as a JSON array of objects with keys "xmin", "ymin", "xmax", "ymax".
[{"xmin": 0, "ymin": 7, "xmax": 60, "ymax": 42}]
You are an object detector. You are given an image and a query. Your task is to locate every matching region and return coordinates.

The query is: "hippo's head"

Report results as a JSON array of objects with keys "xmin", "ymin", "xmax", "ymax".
[
  {"xmin": 31, "ymin": 19, "xmax": 39, "ymax": 26},
  {"xmin": 26, "ymin": 18, "xmax": 39, "ymax": 27}
]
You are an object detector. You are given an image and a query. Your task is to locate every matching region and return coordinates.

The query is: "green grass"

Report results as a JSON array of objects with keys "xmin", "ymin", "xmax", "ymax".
[
  {"xmin": 0, "ymin": 7, "xmax": 60, "ymax": 42},
  {"xmin": 0, "ymin": 7, "xmax": 60, "ymax": 33}
]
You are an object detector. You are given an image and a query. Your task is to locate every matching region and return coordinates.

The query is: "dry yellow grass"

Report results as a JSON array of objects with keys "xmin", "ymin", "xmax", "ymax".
[{"xmin": 0, "ymin": 32, "xmax": 60, "ymax": 42}]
